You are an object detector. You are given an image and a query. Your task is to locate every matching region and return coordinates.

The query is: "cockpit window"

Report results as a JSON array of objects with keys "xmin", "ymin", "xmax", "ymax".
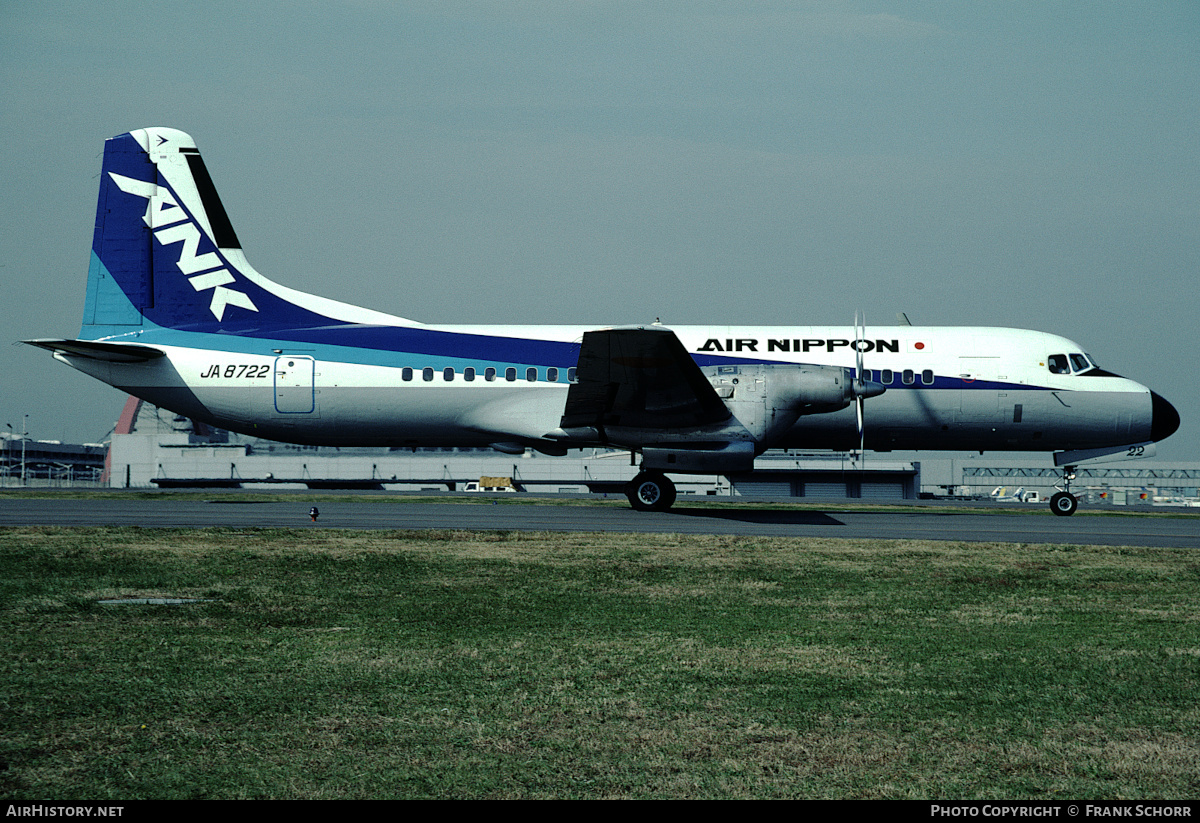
[
  {"xmin": 1069, "ymin": 353, "xmax": 1091, "ymax": 373},
  {"xmin": 1048, "ymin": 354, "xmax": 1070, "ymax": 374}
]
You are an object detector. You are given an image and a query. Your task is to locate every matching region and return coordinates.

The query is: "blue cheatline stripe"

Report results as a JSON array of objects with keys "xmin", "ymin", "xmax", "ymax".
[{"xmin": 93, "ymin": 321, "xmax": 1049, "ymax": 394}]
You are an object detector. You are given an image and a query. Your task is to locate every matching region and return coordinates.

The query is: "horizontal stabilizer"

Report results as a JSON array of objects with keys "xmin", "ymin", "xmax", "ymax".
[{"xmin": 24, "ymin": 339, "xmax": 165, "ymax": 363}]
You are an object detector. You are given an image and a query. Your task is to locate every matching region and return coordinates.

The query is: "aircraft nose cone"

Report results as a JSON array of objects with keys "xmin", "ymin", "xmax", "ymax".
[{"xmin": 1150, "ymin": 391, "xmax": 1180, "ymax": 442}]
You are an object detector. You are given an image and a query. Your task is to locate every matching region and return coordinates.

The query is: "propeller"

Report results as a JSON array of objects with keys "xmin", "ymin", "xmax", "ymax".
[
  {"xmin": 853, "ymin": 311, "xmax": 866, "ymax": 463},
  {"xmin": 850, "ymin": 311, "xmax": 886, "ymax": 465}
]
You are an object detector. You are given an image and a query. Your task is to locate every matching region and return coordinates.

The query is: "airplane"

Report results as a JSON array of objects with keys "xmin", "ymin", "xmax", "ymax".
[{"xmin": 27, "ymin": 128, "xmax": 1180, "ymax": 516}]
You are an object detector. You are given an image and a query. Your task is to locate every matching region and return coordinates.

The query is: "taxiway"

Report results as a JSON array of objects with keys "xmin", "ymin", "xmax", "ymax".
[{"xmin": 0, "ymin": 495, "xmax": 1196, "ymax": 548}]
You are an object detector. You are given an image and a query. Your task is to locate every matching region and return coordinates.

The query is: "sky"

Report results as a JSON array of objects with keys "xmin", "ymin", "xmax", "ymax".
[{"xmin": 2, "ymin": 1, "xmax": 1198, "ymax": 460}]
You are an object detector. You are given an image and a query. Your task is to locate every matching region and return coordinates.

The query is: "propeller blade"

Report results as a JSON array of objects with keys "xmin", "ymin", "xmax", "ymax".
[
  {"xmin": 854, "ymin": 311, "xmax": 866, "ymax": 462},
  {"xmin": 855, "ymin": 310, "xmax": 865, "ymax": 391},
  {"xmin": 856, "ymin": 395, "xmax": 865, "ymax": 451}
]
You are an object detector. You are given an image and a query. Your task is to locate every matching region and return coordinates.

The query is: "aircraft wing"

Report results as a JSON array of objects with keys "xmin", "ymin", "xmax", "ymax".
[
  {"xmin": 24, "ymin": 339, "xmax": 166, "ymax": 363},
  {"xmin": 560, "ymin": 327, "xmax": 730, "ymax": 431}
]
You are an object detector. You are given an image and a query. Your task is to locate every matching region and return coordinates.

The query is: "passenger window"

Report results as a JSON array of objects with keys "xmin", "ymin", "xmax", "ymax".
[
  {"xmin": 1048, "ymin": 354, "xmax": 1070, "ymax": 375},
  {"xmin": 881, "ymin": 369, "xmax": 893, "ymax": 385},
  {"xmin": 921, "ymin": 369, "xmax": 933, "ymax": 385},
  {"xmin": 402, "ymin": 367, "xmax": 412, "ymax": 382},
  {"xmin": 505, "ymin": 367, "xmax": 517, "ymax": 382},
  {"xmin": 568, "ymin": 367, "xmax": 577, "ymax": 383},
  {"xmin": 422, "ymin": 367, "xmax": 434, "ymax": 382},
  {"xmin": 464, "ymin": 367, "xmax": 475, "ymax": 382},
  {"xmin": 485, "ymin": 367, "xmax": 496, "ymax": 382},
  {"xmin": 443, "ymin": 367, "xmax": 454, "ymax": 382},
  {"xmin": 902, "ymin": 369, "xmax": 914, "ymax": 385},
  {"xmin": 526, "ymin": 367, "xmax": 537, "ymax": 382},
  {"xmin": 547, "ymin": 367, "xmax": 559, "ymax": 383}
]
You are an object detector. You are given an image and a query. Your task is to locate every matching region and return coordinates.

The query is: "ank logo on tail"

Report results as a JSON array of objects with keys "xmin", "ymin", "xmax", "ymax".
[{"xmin": 108, "ymin": 171, "xmax": 258, "ymax": 322}]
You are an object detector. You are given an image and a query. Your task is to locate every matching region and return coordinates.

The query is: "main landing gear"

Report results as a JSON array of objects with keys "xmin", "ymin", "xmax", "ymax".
[
  {"xmin": 1049, "ymin": 465, "xmax": 1078, "ymax": 517},
  {"xmin": 626, "ymin": 471, "xmax": 677, "ymax": 512}
]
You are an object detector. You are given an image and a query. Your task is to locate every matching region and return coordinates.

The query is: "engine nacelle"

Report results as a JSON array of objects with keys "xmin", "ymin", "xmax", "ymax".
[{"xmin": 703, "ymin": 363, "xmax": 878, "ymax": 450}]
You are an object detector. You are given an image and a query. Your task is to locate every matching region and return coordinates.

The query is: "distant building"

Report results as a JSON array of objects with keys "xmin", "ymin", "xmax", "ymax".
[{"xmin": 1, "ymin": 435, "xmax": 106, "ymax": 486}]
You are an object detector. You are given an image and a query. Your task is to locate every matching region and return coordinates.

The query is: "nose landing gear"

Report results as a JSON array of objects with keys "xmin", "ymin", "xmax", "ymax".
[{"xmin": 1050, "ymin": 466, "xmax": 1078, "ymax": 516}]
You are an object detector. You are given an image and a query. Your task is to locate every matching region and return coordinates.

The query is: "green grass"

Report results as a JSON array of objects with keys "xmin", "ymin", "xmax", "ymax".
[{"xmin": 1, "ymin": 527, "xmax": 1197, "ymax": 799}]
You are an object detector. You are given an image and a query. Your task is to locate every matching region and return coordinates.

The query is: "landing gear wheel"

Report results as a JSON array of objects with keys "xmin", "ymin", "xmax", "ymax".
[
  {"xmin": 627, "ymin": 472, "xmax": 677, "ymax": 512},
  {"xmin": 1049, "ymin": 492, "xmax": 1078, "ymax": 517}
]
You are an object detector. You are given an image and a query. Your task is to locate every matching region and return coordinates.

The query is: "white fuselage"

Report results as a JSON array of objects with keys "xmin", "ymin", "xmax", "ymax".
[{"xmin": 59, "ymin": 322, "xmax": 1160, "ymax": 459}]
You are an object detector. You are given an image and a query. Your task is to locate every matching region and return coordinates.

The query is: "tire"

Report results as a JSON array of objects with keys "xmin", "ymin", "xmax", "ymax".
[
  {"xmin": 627, "ymin": 472, "xmax": 677, "ymax": 512},
  {"xmin": 1049, "ymin": 492, "xmax": 1078, "ymax": 517}
]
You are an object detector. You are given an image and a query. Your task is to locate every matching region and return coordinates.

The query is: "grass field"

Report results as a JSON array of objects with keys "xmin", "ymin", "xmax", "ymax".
[{"xmin": 1, "ymin": 525, "xmax": 1197, "ymax": 799}]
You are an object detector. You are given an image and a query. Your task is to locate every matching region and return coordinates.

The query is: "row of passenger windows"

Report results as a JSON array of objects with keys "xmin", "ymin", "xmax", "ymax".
[
  {"xmin": 862, "ymin": 368, "xmax": 935, "ymax": 386},
  {"xmin": 404, "ymin": 365, "xmax": 935, "ymax": 386},
  {"xmin": 401, "ymin": 366, "xmax": 577, "ymax": 384}
]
